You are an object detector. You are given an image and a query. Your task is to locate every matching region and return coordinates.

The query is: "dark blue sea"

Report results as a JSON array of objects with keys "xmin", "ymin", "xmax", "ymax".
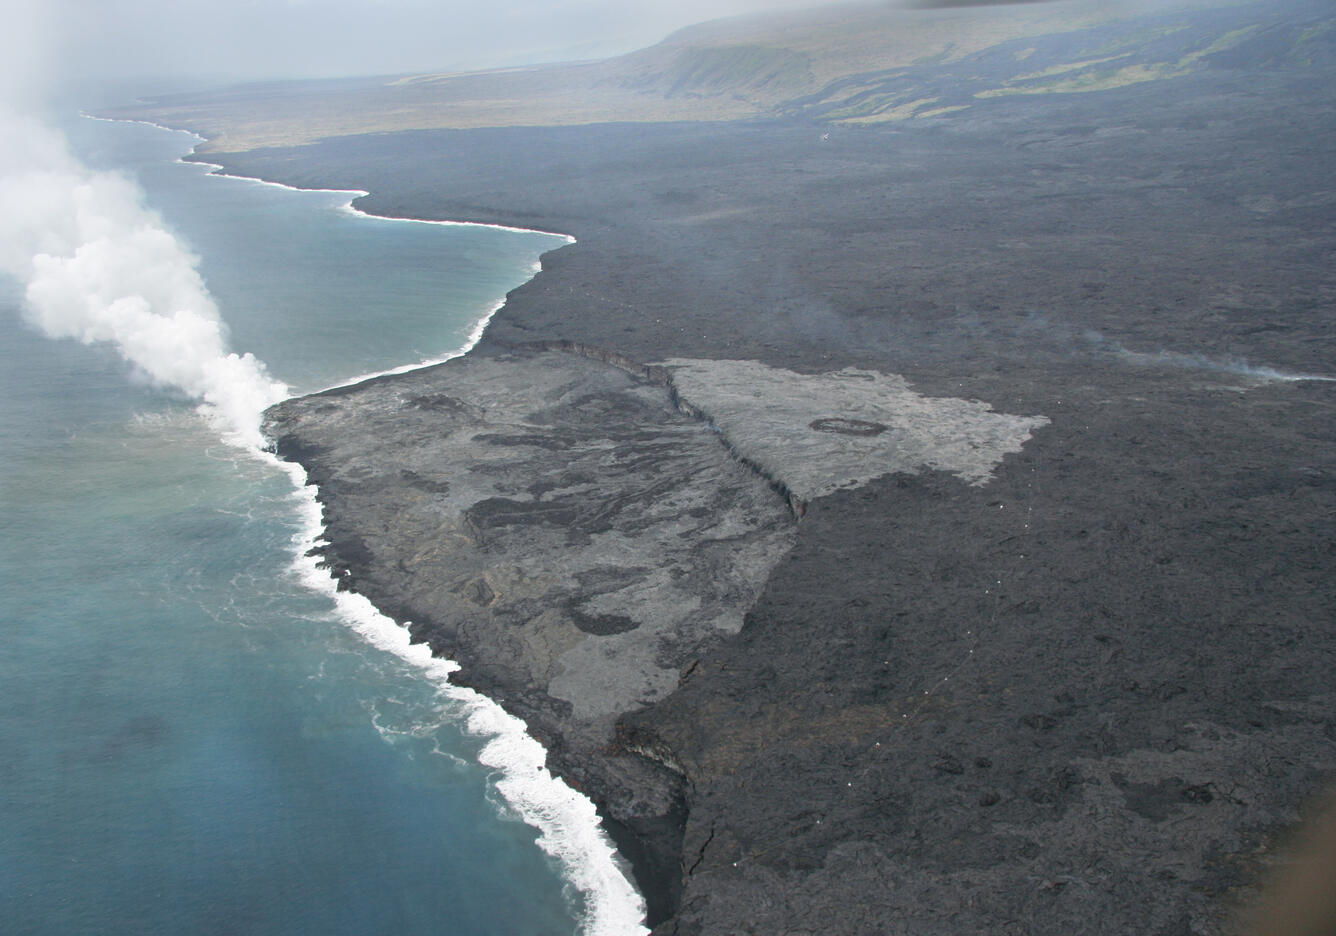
[{"xmin": 0, "ymin": 115, "xmax": 644, "ymax": 935}]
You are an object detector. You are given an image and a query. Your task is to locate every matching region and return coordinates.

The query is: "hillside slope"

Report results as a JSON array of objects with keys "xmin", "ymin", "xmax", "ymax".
[
  {"xmin": 112, "ymin": 0, "xmax": 1334, "ymax": 151},
  {"xmin": 111, "ymin": 1, "xmax": 1336, "ymax": 933}
]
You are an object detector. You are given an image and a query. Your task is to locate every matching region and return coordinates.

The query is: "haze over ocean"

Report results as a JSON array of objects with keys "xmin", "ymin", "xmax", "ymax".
[{"xmin": 0, "ymin": 114, "xmax": 640, "ymax": 934}]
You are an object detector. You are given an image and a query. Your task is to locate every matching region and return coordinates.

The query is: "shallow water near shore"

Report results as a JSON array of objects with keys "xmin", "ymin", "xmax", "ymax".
[{"xmin": 0, "ymin": 116, "xmax": 623, "ymax": 934}]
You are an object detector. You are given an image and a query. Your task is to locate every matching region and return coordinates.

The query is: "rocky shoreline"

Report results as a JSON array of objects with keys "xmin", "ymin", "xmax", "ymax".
[
  {"xmin": 264, "ymin": 343, "xmax": 797, "ymax": 921},
  {"xmin": 237, "ymin": 54, "xmax": 1336, "ymax": 936},
  {"xmin": 263, "ymin": 337, "xmax": 1055, "ymax": 923}
]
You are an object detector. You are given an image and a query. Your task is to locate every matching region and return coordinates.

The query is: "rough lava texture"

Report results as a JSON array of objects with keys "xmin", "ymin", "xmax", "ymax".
[
  {"xmin": 264, "ymin": 345, "xmax": 800, "ymax": 922},
  {"xmin": 222, "ymin": 8, "xmax": 1336, "ymax": 933},
  {"xmin": 658, "ymin": 358, "xmax": 1051, "ymax": 498}
]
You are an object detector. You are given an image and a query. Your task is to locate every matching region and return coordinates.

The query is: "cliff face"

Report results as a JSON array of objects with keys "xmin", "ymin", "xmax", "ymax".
[{"xmin": 232, "ymin": 4, "xmax": 1336, "ymax": 932}]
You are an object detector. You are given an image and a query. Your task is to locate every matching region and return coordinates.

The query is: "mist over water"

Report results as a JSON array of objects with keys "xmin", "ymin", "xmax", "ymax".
[
  {"xmin": 0, "ymin": 114, "xmax": 644, "ymax": 934},
  {"xmin": 0, "ymin": 110, "xmax": 286, "ymax": 447}
]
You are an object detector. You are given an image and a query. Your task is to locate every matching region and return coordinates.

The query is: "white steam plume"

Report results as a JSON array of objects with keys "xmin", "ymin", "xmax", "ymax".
[{"xmin": 0, "ymin": 109, "xmax": 287, "ymax": 447}]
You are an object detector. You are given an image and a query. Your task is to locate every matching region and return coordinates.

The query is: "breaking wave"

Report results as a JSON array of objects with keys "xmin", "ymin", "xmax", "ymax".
[
  {"xmin": 269, "ymin": 453, "xmax": 648, "ymax": 936},
  {"xmin": 4, "ymin": 110, "xmax": 645, "ymax": 935}
]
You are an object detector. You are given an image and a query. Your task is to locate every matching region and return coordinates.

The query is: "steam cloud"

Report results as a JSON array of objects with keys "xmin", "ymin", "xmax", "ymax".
[{"xmin": 0, "ymin": 110, "xmax": 287, "ymax": 448}]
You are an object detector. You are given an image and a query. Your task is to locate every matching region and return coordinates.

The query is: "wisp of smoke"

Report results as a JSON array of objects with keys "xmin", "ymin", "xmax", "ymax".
[
  {"xmin": 0, "ymin": 111, "xmax": 648, "ymax": 933},
  {"xmin": 0, "ymin": 109, "xmax": 287, "ymax": 448},
  {"xmin": 1083, "ymin": 330, "xmax": 1336, "ymax": 384}
]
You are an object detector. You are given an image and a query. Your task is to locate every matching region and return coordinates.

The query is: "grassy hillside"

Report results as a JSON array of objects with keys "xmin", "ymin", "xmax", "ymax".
[{"xmin": 110, "ymin": 0, "xmax": 1334, "ymax": 152}]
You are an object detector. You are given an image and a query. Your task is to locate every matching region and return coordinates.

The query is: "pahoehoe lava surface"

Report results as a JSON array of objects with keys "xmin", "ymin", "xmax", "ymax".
[
  {"xmin": 265, "ymin": 346, "xmax": 797, "ymax": 923},
  {"xmin": 235, "ymin": 13, "xmax": 1336, "ymax": 934}
]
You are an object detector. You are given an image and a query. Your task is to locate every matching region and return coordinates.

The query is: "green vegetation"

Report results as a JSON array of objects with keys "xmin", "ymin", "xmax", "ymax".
[
  {"xmin": 1176, "ymin": 24, "xmax": 1261, "ymax": 66},
  {"xmin": 915, "ymin": 104, "xmax": 971, "ymax": 119},
  {"xmin": 1089, "ymin": 23, "xmax": 1190, "ymax": 57},
  {"xmin": 1011, "ymin": 53, "xmax": 1133, "ymax": 82},
  {"xmin": 976, "ymin": 62, "xmax": 1184, "ymax": 98},
  {"xmin": 974, "ymin": 20, "xmax": 1272, "ymax": 102},
  {"xmin": 1298, "ymin": 21, "xmax": 1333, "ymax": 43},
  {"xmin": 110, "ymin": 0, "xmax": 1318, "ymax": 153},
  {"xmin": 834, "ymin": 96, "xmax": 941, "ymax": 124}
]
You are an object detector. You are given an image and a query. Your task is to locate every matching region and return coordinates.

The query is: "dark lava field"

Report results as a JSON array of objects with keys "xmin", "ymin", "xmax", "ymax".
[{"xmin": 221, "ymin": 3, "xmax": 1336, "ymax": 932}]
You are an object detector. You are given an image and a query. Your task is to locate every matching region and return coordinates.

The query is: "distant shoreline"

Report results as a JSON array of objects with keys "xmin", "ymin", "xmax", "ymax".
[
  {"xmin": 129, "ymin": 6, "xmax": 1336, "ymax": 931},
  {"xmin": 88, "ymin": 114, "xmax": 649, "ymax": 933}
]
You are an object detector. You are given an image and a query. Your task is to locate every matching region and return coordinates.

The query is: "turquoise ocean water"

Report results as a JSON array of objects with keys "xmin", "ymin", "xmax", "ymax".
[{"xmin": 0, "ymin": 116, "xmax": 641, "ymax": 935}]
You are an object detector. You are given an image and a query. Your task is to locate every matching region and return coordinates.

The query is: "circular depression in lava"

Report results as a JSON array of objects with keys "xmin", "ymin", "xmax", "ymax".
[{"xmin": 808, "ymin": 417, "xmax": 888, "ymax": 436}]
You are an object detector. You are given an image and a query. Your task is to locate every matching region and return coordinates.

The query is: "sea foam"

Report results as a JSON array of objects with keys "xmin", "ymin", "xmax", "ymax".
[
  {"xmin": 89, "ymin": 116, "xmax": 574, "ymax": 238},
  {"xmin": 82, "ymin": 114, "xmax": 645, "ymax": 935},
  {"xmin": 261, "ymin": 451, "xmax": 647, "ymax": 936}
]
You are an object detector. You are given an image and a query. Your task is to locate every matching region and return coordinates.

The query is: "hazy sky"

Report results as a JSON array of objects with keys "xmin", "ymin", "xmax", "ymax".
[{"xmin": 8, "ymin": 0, "xmax": 841, "ymax": 102}]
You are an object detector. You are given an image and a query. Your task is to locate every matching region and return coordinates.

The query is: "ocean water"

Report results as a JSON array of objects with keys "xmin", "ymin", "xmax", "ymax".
[{"xmin": 0, "ymin": 116, "xmax": 642, "ymax": 935}]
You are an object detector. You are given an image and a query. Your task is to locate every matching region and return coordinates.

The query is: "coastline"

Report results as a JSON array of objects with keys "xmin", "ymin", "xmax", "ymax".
[
  {"xmin": 268, "ymin": 443, "xmax": 649, "ymax": 935},
  {"xmin": 89, "ymin": 114, "xmax": 650, "ymax": 934},
  {"xmin": 127, "ymin": 45, "xmax": 1336, "ymax": 936}
]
